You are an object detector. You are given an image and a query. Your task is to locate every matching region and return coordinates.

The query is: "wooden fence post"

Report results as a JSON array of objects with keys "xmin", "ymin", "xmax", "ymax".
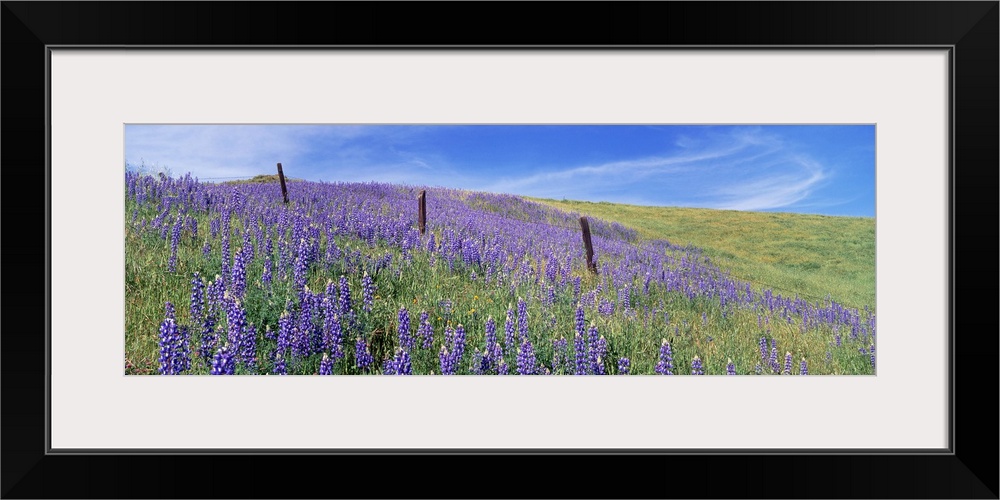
[
  {"xmin": 580, "ymin": 216, "xmax": 597, "ymax": 274},
  {"xmin": 276, "ymin": 163, "xmax": 289, "ymax": 204},
  {"xmin": 418, "ymin": 190, "xmax": 427, "ymax": 234}
]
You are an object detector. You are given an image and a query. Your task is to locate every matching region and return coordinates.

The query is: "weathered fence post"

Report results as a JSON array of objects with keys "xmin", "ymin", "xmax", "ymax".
[
  {"xmin": 580, "ymin": 216, "xmax": 597, "ymax": 274},
  {"xmin": 276, "ymin": 163, "xmax": 289, "ymax": 204},
  {"xmin": 418, "ymin": 190, "xmax": 427, "ymax": 234}
]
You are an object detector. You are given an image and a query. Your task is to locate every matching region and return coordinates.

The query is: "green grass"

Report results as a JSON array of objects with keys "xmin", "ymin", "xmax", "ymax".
[
  {"xmin": 125, "ymin": 179, "xmax": 876, "ymax": 376},
  {"xmin": 528, "ymin": 198, "xmax": 875, "ymax": 310}
]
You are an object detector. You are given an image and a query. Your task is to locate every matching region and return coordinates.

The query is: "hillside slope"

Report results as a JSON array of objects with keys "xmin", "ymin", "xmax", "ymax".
[{"xmin": 530, "ymin": 198, "xmax": 875, "ymax": 310}]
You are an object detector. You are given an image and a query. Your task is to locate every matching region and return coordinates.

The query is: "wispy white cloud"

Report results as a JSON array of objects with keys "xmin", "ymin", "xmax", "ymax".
[
  {"xmin": 710, "ymin": 156, "xmax": 827, "ymax": 211},
  {"xmin": 124, "ymin": 125, "xmax": 439, "ymax": 182},
  {"xmin": 476, "ymin": 128, "xmax": 834, "ymax": 211},
  {"xmin": 125, "ymin": 125, "xmax": 362, "ymax": 179}
]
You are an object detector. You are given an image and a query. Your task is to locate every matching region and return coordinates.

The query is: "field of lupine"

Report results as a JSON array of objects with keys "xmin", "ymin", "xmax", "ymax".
[{"xmin": 125, "ymin": 172, "xmax": 876, "ymax": 375}]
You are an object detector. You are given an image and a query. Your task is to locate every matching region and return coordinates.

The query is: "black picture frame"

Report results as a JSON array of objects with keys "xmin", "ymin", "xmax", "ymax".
[{"xmin": 3, "ymin": 2, "xmax": 996, "ymax": 498}]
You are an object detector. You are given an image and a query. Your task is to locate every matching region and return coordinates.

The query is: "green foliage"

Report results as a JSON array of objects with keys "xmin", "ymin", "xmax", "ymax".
[
  {"xmin": 529, "ymin": 198, "xmax": 875, "ymax": 310},
  {"xmin": 125, "ymin": 190, "xmax": 875, "ymax": 376}
]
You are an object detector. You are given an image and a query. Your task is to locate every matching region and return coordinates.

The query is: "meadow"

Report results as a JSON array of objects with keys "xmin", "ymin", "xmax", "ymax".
[
  {"xmin": 530, "ymin": 198, "xmax": 876, "ymax": 310},
  {"xmin": 125, "ymin": 172, "xmax": 876, "ymax": 375}
]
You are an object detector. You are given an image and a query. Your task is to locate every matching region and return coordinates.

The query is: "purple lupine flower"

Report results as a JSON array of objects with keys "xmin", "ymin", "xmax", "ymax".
[
  {"xmin": 439, "ymin": 345, "xmax": 456, "ymax": 375},
  {"xmin": 167, "ymin": 214, "xmax": 183, "ymax": 272},
  {"xmin": 575, "ymin": 306, "xmax": 586, "ymax": 339},
  {"xmin": 293, "ymin": 240, "xmax": 309, "ymax": 297},
  {"xmin": 397, "ymin": 306, "xmax": 413, "ymax": 351},
  {"xmin": 276, "ymin": 309, "xmax": 293, "ymax": 358},
  {"xmin": 200, "ymin": 278, "xmax": 224, "ymax": 360},
  {"xmin": 618, "ymin": 285, "xmax": 630, "ymax": 312},
  {"xmin": 517, "ymin": 297, "xmax": 529, "ymax": 341},
  {"xmin": 587, "ymin": 325, "xmax": 601, "ymax": 374},
  {"xmin": 240, "ymin": 324, "xmax": 257, "ymax": 372},
  {"xmin": 319, "ymin": 353, "xmax": 334, "ymax": 375},
  {"xmin": 390, "ymin": 349, "xmax": 412, "ymax": 375},
  {"xmin": 321, "ymin": 298, "xmax": 342, "ymax": 358},
  {"xmin": 190, "ymin": 273, "xmax": 205, "ymax": 326},
  {"xmin": 593, "ymin": 334, "xmax": 608, "ymax": 375},
  {"xmin": 186, "ymin": 214, "xmax": 198, "ymax": 239},
  {"xmin": 199, "ymin": 310, "xmax": 218, "ymax": 362},
  {"xmin": 573, "ymin": 332, "xmax": 588, "ymax": 375},
  {"xmin": 418, "ymin": 311, "xmax": 434, "ymax": 349},
  {"xmin": 273, "ymin": 353, "xmax": 287, "ymax": 375},
  {"xmin": 241, "ymin": 229, "xmax": 254, "ymax": 263},
  {"xmin": 800, "ymin": 358, "xmax": 808, "ymax": 375},
  {"xmin": 426, "ymin": 232, "xmax": 436, "ymax": 253},
  {"xmin": 158, "ymin": 303, "xmax": 179, "ymax": 375},
  {"xmin": 691, "ymin": 355, "xmax": 704, "ymax": 375},
  {"xmin": 324, "ymin": 279, "xmax": 337, "ymax": 301},
  {"xmin": 783, "ymin": 351, "xmax": 793, "ymax": 375},
  {"xmin": 220, "ymin": 211, "xmax": 231, "ymax": 284},
  {"xmin": 759, "ymin": 337, "xmax": 768, "ymax": 364},
  {"xmin": 498, "ymin": 358, "xmax": 509, "ymax": 375},
  {"xmin": 769, "ymin": 345, "xmax": 779, "ymax": 373},
  {"xmin": 223, "ymin": 294, "xmax": 242, "ymax": 352},
  {"xmin": 504, "ymin": 307, "xmax": 516, "ymax": 350},
  {"xmin": 202, "ymin": 240, "xmax": 211, "ymax": 258},
  {"xmin": 262, "ymin": 257, "xmax": 272, "ymax": 290},
  {"xmin": 470, "ymin": 349, "xmax": 484, "ymax": 375},
  {"xmin": 545, "ymin": 256, "xmax": 557, "ymax": 283},
  {"xmin": 293, "ymin": 289, "xmax": 314, "ymax": 358},
  {"xmin": 325, "ymin": 233, "xmax": 340, "ymax": 265},
  {"xmin": 618, "ymin": 357, "xmax": 630, "ymax": 375},
  {"xmin": 355, "ymin": 337, "xmax": 373, "ymax": 373},
  {"xmin": 655, "ymin": 339, "xmax": 674, "ymax": 375},
  {"xmin": 361, "ymin": 272, "xmax": 375, "ymax": 312},
  {"xmin": 598, "ymin": 298, "xmax": 615, "ymax": 316},
  {"xmin": 210, "ymin": 344, "xmax": 235, "ymax": 375},
  {"xmin": 551, "ymin": 336, "xmax": 568, "ymax": 374},
  {"xmin": 173, "ymin": 325, "xmax": 192, "ymax": 374},
  {"xmin": 338, "ymin": 275, "xmax": 353, "ymax": 318},
  {"xmin": 230, "ymin": 248, "xmax": 247, "ymax": 299},
  {"xmin": 483, "ymin": 316, "xmax": 500, "ymax": 373},
  {"xmin": 869, "ymin": 344, "xmax": 876, "ymax": 369},
  {"xmin": 755, "ymin": 363, "xmax": 763, "ymax": 375},
  {"xmin": 226, "ymin": 297, "xmax": 256, "ymax": 370},
  {"xmin": 517, "ymin": 338, "xmax": 536, "ymax": 375},
  {"xmin": 452, "ymin": 324, "xmax": 466, "ymax": 368},
  {"xmin": 727, "ymin": 358, "xmax": 736, "ymax": 375}
]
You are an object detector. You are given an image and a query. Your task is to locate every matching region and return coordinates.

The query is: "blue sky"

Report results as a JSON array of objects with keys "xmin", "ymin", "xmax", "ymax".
[{"xmin": 125, "ymin": 124, "xmax": 875, "ymax": 216}]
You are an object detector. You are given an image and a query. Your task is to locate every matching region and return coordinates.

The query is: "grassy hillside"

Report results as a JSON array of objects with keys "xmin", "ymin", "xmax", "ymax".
[
  {"xmin": 222, "ymin": 174, "xmax": 303, "ymax": 184},
  {"xmin": 125, "ymin": 173, "xmax": 876, "ymax": 376},
  {"xmin": 529, "ymin": 198, "xmax": 875, "ymax": 311}
]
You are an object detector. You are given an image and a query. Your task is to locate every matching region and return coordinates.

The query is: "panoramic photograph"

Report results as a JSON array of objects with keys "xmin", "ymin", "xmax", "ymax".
[{"xmin": 124, "ymin": 124, "xmax": 876, "ymax": 375}]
